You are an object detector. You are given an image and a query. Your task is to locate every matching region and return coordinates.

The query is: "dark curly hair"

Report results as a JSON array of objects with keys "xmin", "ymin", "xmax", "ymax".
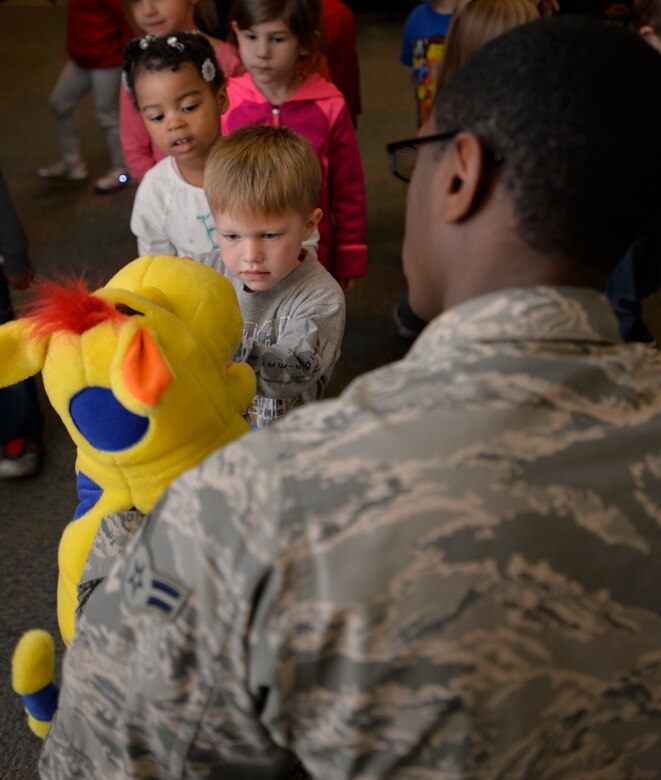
[
  {"xmin": 123, "ymin": 32, "xmax": 225, "ymax": 110},
  {"xmin": 434, "ymin": 15, "xmax": 661, "ymax": 270}
]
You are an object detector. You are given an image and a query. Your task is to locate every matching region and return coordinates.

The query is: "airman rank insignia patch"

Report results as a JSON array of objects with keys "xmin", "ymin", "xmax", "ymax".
[{"xmin": 123, "ymin": 544, "xmax": 187, "ymax": 620}]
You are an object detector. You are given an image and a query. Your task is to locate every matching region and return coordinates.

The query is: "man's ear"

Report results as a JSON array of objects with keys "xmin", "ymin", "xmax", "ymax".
[
  {"xmin": 442, "ymin": 132, "xmax": 490, "ymax": 225},
  {"xmin": 304, "ymin": 208, "xmax": 323, "ymax": 239}
]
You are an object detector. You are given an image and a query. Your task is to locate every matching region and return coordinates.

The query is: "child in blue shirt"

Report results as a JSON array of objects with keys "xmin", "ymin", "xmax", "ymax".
[{"xmin": 401, "ymin": 0, "xmax": 457, "ymax": 127}]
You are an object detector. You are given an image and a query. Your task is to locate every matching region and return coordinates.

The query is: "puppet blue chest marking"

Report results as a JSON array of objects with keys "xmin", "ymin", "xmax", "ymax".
[{"xmin": 74, "ymin": 471, "xmax": 102, "ymax": 520}]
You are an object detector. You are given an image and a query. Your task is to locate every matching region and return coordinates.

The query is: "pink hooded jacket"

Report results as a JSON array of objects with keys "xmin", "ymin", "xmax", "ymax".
[
  {"xmin": 120, "ymin": 39, "xmax": 243, "ymax": 181},
  {"xmin": 221, "ymin": 72, "xmax": 367, "ymax": 281}
]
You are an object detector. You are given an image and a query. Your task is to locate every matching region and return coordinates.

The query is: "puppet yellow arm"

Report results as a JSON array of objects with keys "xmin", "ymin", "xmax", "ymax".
[{"xmin": 0, "ymin": 319, "xmax": 47, "ymax": 387}]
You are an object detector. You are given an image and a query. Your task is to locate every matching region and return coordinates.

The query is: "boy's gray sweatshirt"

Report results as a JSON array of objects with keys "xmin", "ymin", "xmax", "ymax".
[{"xmin": 220, "ymin": 249, "xmax": 346, "ymax": 429}]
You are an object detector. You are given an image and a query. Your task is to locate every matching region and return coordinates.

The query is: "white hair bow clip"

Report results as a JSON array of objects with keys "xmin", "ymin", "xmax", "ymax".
[
  {"xmin": 201, "ymin": 58, "xmax": 216, "ymax": 82},
  {"xmin": 167, "ymin": 35, "xmax": 185, "ymax": 52},
  {"xmin": 139, "ymin": 34, "xmax": 155, "ymax": 50}
]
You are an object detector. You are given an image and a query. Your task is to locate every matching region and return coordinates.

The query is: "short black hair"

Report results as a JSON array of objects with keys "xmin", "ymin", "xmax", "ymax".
[
  {"xmin": 123, "ymin": 32, "xmax": 224, "ymax": 110},
  {"xmin": 435, "ymin": 16, "xmax": 661, "ymax": 269}
]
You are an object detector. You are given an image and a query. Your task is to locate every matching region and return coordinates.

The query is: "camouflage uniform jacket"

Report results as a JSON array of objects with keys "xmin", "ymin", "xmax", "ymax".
[{"xmin": 40, "ymin": 287, "xmax": 661, "ymax": 779}]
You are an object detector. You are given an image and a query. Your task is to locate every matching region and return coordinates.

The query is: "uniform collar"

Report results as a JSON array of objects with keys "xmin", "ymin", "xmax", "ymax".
[{"xmin": 410, "ymin": 287, "xmax": 622, "ymax": 356}]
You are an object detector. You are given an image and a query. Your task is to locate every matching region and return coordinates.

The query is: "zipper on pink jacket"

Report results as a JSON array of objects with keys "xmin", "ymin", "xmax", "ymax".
[{"xmin": 272, "ymin": 107, "xmax": 281, "ymax": 126}]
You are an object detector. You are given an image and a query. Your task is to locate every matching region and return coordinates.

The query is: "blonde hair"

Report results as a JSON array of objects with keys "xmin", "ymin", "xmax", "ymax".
[
  {"xmin": 437, "ymin": 0, "xmax": 539, "ymax": 90},
  {"xmin": 205, "ymin": 125, "xmax": 321, "ymax": 219}
]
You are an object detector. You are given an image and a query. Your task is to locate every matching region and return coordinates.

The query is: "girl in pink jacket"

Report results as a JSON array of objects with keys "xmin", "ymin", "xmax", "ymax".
[
  {"xmin": 223, "ymin": 0, "xmax": 367, "ymax": 290},
  {"xmin": 120, "ymin": 0, "xmax": 244, "ymax": 181}
]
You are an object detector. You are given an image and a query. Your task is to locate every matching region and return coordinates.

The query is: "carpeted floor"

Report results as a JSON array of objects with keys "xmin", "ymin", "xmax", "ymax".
[{"xmin": 0, "ymin": 5, "xmax": 413, "ymax": 777}]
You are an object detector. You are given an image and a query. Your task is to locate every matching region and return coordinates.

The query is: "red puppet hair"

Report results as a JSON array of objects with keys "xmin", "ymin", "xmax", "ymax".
[{"xmin": 20, "ymin": 277, "xmax": 126, "ymax": 341}]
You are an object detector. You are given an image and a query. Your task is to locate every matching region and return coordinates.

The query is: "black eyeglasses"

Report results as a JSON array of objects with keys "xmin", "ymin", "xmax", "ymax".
[{"xmin": 386, "ymin": 131, "xmax": 504, "ymax": 183}]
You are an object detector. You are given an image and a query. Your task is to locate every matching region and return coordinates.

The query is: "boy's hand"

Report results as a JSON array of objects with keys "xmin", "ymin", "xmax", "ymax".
[
  {"xmin": 7, "ymin": 268, "xmax": 35, "ymax": 291},
  {"xmin": 339, "ymin": 277, "xmax": 357, "ymax": 294}
]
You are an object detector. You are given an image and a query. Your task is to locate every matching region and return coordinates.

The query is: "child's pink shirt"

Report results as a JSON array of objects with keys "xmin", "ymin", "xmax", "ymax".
[{"xmin": 221, "ymin": 72, "xmax": 367, "ymax": 282}]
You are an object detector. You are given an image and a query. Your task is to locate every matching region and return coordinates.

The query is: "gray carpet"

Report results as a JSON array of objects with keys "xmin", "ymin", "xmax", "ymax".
[{"xmin": 0, "ymin": 6, "xmax": 413, "ymax": 777}]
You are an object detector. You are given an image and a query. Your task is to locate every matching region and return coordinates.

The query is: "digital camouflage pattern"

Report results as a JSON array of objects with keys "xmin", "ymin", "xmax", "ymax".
[
  {"xmin": 41, "ymin": 287, "xmax": 661, "ymax": 779},
  {"xmin": 76, "ymin": 510, "xmax": 145, "ymax": 617}
]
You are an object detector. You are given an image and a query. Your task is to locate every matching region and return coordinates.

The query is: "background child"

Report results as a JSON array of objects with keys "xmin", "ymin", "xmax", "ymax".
[
  {"xmin": 436, "ymin": 0, "xmax": 540, "ymax": 87},
  {"xmin": 37, "ymin": 0, "xmax": 133, "ymax": 194},
  {"xmin": 205, "ymin": 124, "xmax": 346, "ymax": 428},
  {"xmin": 603, "ymin": 0, "xmax": 661, "ymax": 341},
  {"xmin": 124, "ymin": 32, "xmax": 228, "ymax": 268},
  {"xmin": 394, "ymin": 0, "xmax": 540, "ymax": 340},
  {"xmin": 120, "ymin": 0, "xmax": 244, "ymax": 181},
  {"xmin": 401, "ymin": 0, "xmax": 458, "ymax": 128},
  {"xmin": 223, "ymin": 0, "xmax": 367, "ymax": 291},
  {"xmin": 0, "ymin": 169, "xmax": 43, "ymax": 478},
  {"xmin": 321, "ymin": 0, "xmax": 362, "ymax": 125}
]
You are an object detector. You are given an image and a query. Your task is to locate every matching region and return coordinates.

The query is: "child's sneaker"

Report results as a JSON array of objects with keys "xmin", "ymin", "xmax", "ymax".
[
  {"xmin": 37, "ymin": 159, "xmax": 89, "ymax": 181},
  {"xmin": 94, "ymin": 167, "xmax": 132, "ymax": 194},
  {"xmin": 0, "ymin": 437, "xmax": 42, "ymax": 479}
]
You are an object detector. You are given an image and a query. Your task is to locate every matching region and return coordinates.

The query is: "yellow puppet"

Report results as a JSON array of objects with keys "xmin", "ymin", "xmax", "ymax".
[{"xmin": 1, "ymin": 254, "xmax": 255, "ymax": 737}]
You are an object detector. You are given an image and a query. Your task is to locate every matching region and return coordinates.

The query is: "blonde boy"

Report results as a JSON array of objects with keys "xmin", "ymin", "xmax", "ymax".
[{"xmin": 204, "ymin": 125, "xmax": 346, "ymax": 429}]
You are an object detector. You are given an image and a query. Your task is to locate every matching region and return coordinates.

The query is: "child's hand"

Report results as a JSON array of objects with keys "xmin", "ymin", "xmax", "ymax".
[
  {"xmin": 7, "ymin": 268, "xmax": 35, "ymax": 291},
  {"xmin": 339, "ymin": 277, "xmax": 357, "ymax": 294}
]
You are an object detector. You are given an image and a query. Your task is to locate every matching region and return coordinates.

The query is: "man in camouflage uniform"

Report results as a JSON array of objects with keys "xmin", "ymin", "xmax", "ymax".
[{"xmin": 40, "ymin": 16, "xmax": 661, "ymax": 779}]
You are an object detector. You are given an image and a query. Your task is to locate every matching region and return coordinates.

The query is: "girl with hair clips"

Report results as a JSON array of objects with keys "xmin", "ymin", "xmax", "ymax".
[
  {"xmin": 224, "ymin": 0, "xmax": 367, "ymax": 291},
  {"xmin": 120, "ymin": 0, "xmax": 244, "ymax": 181},
  {"xmin": 124, "ymin": 32, "xmax": 229, "ymax": 268},
  {"xmin": 393, "ymin": 0, "xmax": 540, "ymax": 342}
]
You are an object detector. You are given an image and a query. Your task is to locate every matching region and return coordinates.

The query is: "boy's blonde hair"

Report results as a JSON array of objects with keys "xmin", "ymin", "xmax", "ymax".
[
  {"xmin": 205, "ymin": 125, "xmax": 321, "ymax": 219},
  {"xmin": 633, "ymin": 0, "xmax": 661, "ymax": 31},
  {"xmin": 437, "ymin": 0, "xmax": 539, "ymax": 90}
]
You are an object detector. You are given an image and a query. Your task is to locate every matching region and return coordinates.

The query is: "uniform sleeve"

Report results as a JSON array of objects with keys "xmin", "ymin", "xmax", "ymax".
[
  {"xmin": 39, "ymin": 445, "xmax": 301, "ymax": 779},
  {"xmin": 130, "ymin": 174, "xmax": 176, "ymax": 257},
  {"xmin": 120, "ymin": 87, "xmax": 164, "ymax": 181},
  {"xmin": 327, "ymin": 102, "xmax": 368, "ymax": 281},
  {"xmin": 238, "ymin": 280, "xmax": 346, "ymax": 402}
]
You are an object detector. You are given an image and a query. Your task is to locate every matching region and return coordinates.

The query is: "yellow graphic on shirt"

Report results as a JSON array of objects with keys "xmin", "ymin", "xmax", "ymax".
[{"xmin": 412, "ymin": 37, "xmax": 445, "ymax": 126}]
